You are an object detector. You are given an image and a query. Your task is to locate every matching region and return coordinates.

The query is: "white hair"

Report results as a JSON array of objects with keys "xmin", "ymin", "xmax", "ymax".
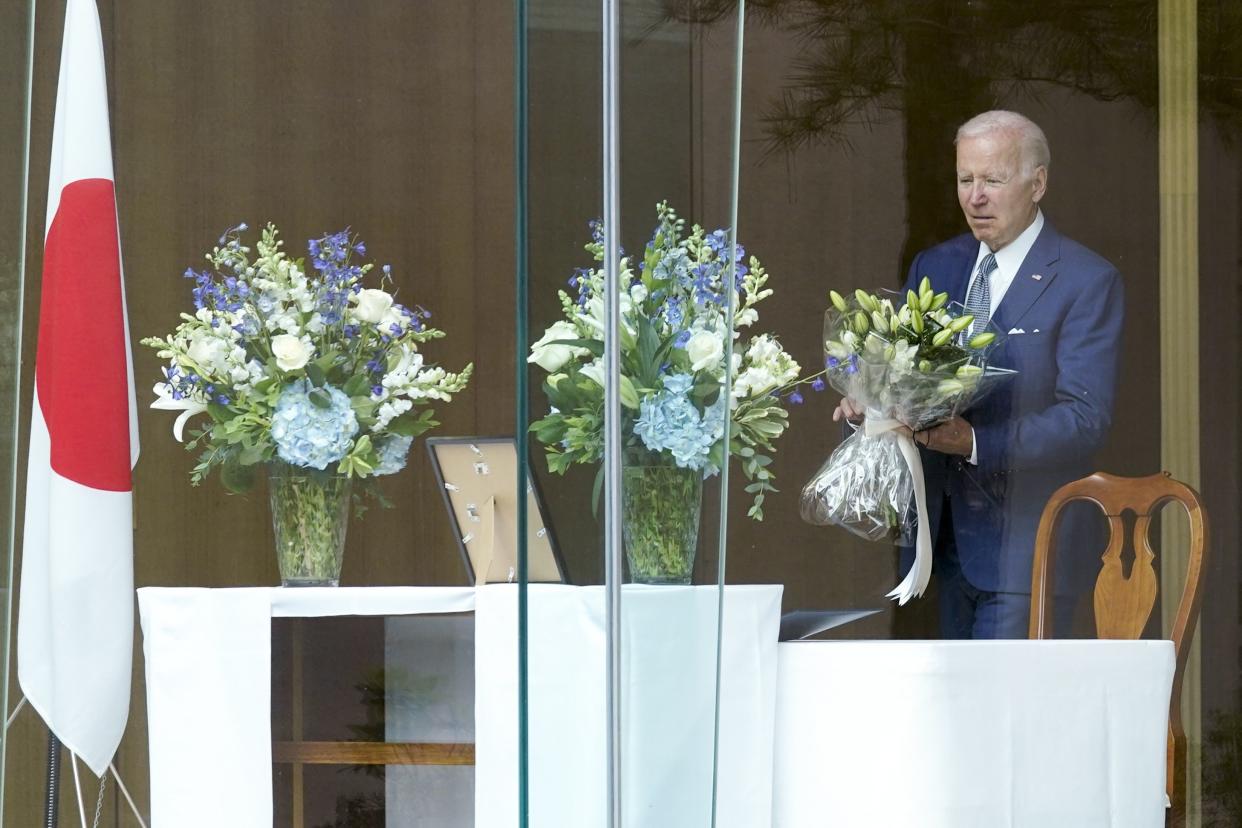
[{"xmin": 955, "ymin": 110, "xmax": 1051, "ymax": 175}]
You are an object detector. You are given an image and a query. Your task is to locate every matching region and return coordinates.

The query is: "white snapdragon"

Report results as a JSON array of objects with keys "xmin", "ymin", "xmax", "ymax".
[
  {"xmin": 373, "ymin": 398, "xmax": 413, "ymax": 432},
  {"xmin": 186, "ymin": 333, "xmax": 227, "ymax": 373},
  {"xmin": 735, "ymin": 307, "xmax": 758, "ymax": 328},
  {"xmin": 382, "ymin": 346, "xmax": 427, "ymax": 393},
  {"xmin": 734, "ymin": 365, "xmax": 778, "ymax": 398},
  {"xmin": 303, "ymin": 313, "xmax": 326, "ymax": 335}
]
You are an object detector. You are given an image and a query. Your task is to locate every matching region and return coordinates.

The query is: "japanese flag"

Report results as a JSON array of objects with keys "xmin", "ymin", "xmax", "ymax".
[{"xmin": 18, "ymin": 0, "xmax": 139, "ymax": 776}]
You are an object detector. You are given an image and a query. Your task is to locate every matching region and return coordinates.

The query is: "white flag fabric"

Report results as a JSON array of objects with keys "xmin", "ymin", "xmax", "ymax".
[{"xmin": 18, "ymin": 0, "xmax": 139, "ymax": 777}]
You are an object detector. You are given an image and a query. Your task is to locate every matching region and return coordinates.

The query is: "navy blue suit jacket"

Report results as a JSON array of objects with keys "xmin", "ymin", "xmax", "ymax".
[{"xmin": 899, "ymin": 221, "xmax": 1124, "ymax": 595}]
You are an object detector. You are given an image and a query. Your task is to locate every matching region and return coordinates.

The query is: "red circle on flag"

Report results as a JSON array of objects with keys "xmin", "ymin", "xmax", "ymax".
[{"xmin": 36, "ymin": 178, "xmax": 133, "ymax": 492}]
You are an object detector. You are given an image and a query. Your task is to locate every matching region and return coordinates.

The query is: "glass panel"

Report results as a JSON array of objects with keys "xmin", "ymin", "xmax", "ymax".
[
  {"xmin": 721, "ymin": 0, "xmax": 1240, "ymax": 824},
  {"xmin": 271, "ymin": 615, "xmax": 474, "ymax": 826},
  {"xmin": 0, "ymin": 0, "xmax": 33, "ymax": 818},
  {"xmin": 5, "ymin": 0, "xmax": 515, "ymax": 820},
  {"xmin": 519, "ymin": 0, "xmax": 744, "ymax": 823}
]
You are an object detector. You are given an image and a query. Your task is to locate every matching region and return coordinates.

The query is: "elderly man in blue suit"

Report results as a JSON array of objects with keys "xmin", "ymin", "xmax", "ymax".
[{"xmin": 837, "ymin": 110, "xmax": 1124, "ymax": 639}]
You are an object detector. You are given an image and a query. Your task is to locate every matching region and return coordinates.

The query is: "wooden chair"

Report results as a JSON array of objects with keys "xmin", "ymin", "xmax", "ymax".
[{"xmin": 1028, "ymin": 471, "xmax": 1208, "ymax": 825}]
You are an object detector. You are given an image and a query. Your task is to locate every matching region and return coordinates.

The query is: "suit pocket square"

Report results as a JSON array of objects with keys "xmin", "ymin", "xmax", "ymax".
[{"xmin": 1007, "ymin": 327, "xmax": 1026, "ymax": 335}]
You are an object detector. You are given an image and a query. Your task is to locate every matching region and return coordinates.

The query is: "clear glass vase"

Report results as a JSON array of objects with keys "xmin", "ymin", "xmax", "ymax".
[
  {"xmin": 267, "ymin": 460, "xmax": 353, "ymax": 586},
  {"xmin": 621, "ymin": 465, "xmax": 703, "ymax": 584}
]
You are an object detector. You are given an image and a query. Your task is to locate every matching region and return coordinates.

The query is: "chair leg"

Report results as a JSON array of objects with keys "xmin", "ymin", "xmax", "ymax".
[{"xmin": 1166, "ymin": 728, "xmax": 1186, "ymax": 828}]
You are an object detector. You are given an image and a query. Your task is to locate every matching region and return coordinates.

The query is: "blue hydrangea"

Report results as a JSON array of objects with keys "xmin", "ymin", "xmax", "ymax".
[
  {"xmin": 633, "ymin": 373, "xmax": 724, "ymax": 472},
  {"xmin": 372, "ymin": 434, "xmax": 413, "ymax": 476},
  {"xmin": 271, "ymin": 379, "xmax": 358, "ymax": 470}
]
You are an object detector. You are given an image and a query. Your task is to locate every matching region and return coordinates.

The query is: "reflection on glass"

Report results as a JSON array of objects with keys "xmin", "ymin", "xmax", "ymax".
[{"xmin": 272, "ymin": 615, "xmax": 474, "ymax": 827}]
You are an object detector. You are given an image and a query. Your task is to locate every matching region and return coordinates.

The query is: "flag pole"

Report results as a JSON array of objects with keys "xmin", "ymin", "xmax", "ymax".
[{"xmin": 44, "ymin": 731, "xmax": 60, "ymax": 828}]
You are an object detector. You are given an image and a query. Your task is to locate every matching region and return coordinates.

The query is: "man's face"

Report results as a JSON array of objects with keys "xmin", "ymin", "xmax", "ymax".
[{"xmin": 956, "ymin": 132, "xmax": 1047, "ymax": 251}]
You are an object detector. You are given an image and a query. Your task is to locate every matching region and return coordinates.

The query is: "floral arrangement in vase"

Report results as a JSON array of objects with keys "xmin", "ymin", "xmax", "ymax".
[
  {"xmin": 142, "ymin": 223, "xmax": 472, "ymax": 584},
  {"xmin": 528, "ymin": 202, "xmax": 812, "ymax": 582}
]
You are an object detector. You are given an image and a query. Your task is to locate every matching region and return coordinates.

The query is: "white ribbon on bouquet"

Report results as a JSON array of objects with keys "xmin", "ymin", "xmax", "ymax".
[{"xmin": 864, "ymin": 415, "xmax": 932, "ymax": 604}]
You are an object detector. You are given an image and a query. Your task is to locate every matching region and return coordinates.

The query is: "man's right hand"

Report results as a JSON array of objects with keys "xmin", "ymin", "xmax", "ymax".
[{"xmin": 832, "ymin": 397, "xmax": 865, "ymax": 424}]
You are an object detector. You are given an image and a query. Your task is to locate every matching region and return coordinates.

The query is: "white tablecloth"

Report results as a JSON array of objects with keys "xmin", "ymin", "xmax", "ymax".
[
  {"xmin": 137, "ymin": 586, "xmax": 476, "ymax": 828},
  {"xmin": 138, "ymin": 584, "xmax": 781, "ymax": 827},
  {"xmin": 474, "ymin": 584, "xmax": 784, "ymax": 828},
  {"xmin": 772, "ymin": 640, "xmax": 1175, "ymax": 828}
]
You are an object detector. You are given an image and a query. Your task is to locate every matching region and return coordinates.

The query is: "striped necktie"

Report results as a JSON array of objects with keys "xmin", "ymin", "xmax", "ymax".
[{"xmin": 962, "ymin": 252, "xmax": 997, "ymax": 341}]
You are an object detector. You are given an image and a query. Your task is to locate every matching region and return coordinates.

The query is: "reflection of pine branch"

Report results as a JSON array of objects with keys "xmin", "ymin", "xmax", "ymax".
[
  {"xmin": 1202, "ymin": 709, "xmax": 1242, "ymax": 824},
  {"xmin": 342, "ymin": 667, "xmax": 442, "ymax": 779},
  {"xmin": 663, "ymin": 0, "xmax": 1242, "ymax": 156},
  {"xmin": 311, "ymin": 793, "xmax": 384, "ymax": 828}
]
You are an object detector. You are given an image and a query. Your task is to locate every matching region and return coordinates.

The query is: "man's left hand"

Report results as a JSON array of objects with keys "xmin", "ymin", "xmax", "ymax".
[{"xmin": 916, "ymin": 416, "xmax": 974, "ymax": 457}]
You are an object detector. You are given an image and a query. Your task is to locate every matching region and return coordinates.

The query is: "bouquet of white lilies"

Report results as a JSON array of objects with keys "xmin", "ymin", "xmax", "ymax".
[{"xmin": 800, "ymin": 280, "xmax": 1013, "ymax": 603}]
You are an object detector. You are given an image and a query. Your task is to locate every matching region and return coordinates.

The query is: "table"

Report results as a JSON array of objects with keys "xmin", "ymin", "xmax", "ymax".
[
  {"xmin": 138, "ymin": 583, "xmax": 782, "ymax": 827},
  {"xmin": 138, "ymin": 587, "xmax": 476, "ymax": 827},
  {"xmin": 771, "ymin": 640, "xmax": 1175, "ymax": 828},
  {"xmin": 475, "ymin": 584, "xmax": 784, "ymax": 828}
]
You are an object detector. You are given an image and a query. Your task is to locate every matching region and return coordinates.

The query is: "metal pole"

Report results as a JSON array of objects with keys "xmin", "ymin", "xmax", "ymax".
[
  {"xmin": 44, "ymin": 731, "xmax": 60, "ymax": 828},
  {"xmin": 601, "ymin": 0, "xmax": 622, "ymax": 825},
  {"xmin": 711, "ymin": 6, "xmax": 746, "ymax": 825},
  {"xmin": 514, "ymin": 0, "xmax": 531, "ymax": 824}
]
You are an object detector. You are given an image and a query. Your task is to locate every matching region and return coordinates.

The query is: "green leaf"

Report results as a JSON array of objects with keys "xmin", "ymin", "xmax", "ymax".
[
  {"xmin": 388, "ymin": 412, "xmax": 439, "ymax": 437},
  {"xmin": 309, "ymin": 388, "xmax": 333, "ymax": 409},
  {"xmin": 305, "ymin": 362, "xmax": 327, "ymax": 388},
  {"xmin": 343, "ymin": 373, "xmax": 370, "ymax": 397},
  {"xmin": 591, "ymin": 465, "xmax": 605, "ymax": 518},
  {"xmin": 206, "ymin": 402, "xmax": 232, "ymax": 423}
]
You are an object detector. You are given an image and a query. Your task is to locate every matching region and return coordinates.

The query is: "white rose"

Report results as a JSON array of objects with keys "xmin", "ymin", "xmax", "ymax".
[
  {"xmin": 528, "ymin": 321, "xmax": 588, "ymax": 372},
  {"xmin": 353, "ymin": 289, "xmax": 394, "ymax": 324},
  {"xmin": 271, "ymin": 334, "xmax": 312, "ymax": 371},
  {"xmin": 686, "ymin": 330, "xmax": 724, "ymax": 372}
]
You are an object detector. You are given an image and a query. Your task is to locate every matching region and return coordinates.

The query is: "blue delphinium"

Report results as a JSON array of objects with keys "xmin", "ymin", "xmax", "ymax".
[
  {"xmin": 271, "ymin": 379, "xmax": 358, "ymax": 469},
  {"xmin": 633, "ymin": 374, "xmax": 724, "ymax": 472},
  {"xmin": 372, "ymin": 434, "xmax": 414, "ymax": 476}
]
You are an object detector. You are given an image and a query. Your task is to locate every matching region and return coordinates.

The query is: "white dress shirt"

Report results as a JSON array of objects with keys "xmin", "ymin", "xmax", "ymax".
[{"xmin": 965, "ymin": 210, "xmax": 1044, "ymax": 464}]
